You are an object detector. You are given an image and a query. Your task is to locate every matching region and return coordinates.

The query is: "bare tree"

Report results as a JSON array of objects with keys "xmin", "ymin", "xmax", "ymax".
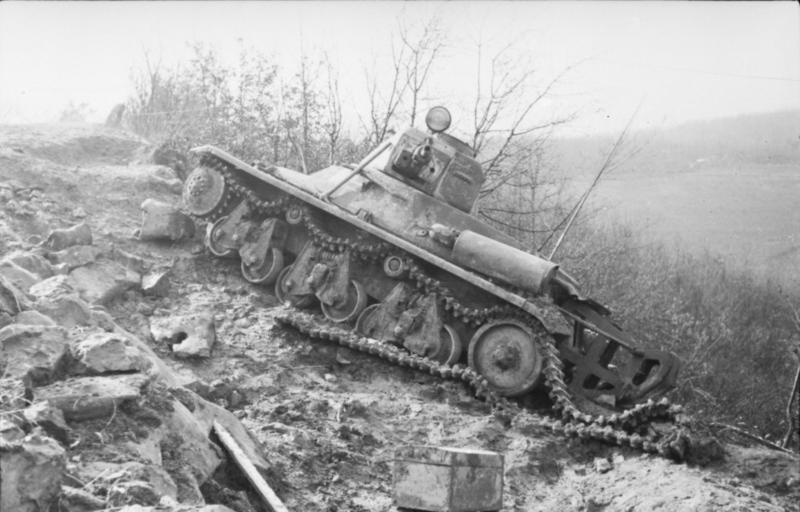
[
  {"xmin": 398, "ymin": 18, "xmax": 446, "ymax": 126},
  {"xmin": 363, "ymin": 18, "xmax": 447, "ymax": 144},
  {"xmin": 322, "ymin": 54, "xmax": 343, "ymax": 165}
]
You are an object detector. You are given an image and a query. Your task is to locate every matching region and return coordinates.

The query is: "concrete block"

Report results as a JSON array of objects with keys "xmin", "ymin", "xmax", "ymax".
[{"xmin": 394, "ymin": 445, "xmax": 503, "ymax": 512}]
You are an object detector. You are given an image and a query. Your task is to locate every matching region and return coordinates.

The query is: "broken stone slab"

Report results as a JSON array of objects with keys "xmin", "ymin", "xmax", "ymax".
[
  {"xmin": 45, "ymin": 245, "xmax": 103, "ymax": 271},
  {"xmin": 68, "ymin": 260, "xmax": 141, "ymax": 305},
  {"xmin": 138, "ymin": 198, "xmax": 195, "ymax": 242},
  {"xmin": 141, "ymin": 269, "xmax": 171, "ymax": 297},
  {"xmin": 34, "ymin": 373, "xmax": 149, "ymax": 421},
  {"xmin": 45, "ymin": 222, "xmax": 93, "ymax": 251},
  {"xmin": 5, "ymin": 251, "xmax": 54, "ymax": 280},
  {"xmin": 0, "ymin": 324, "xmax": 68, "ymax": 385},
  {"xmin": 14, "ymin": 310, "xmax": 57, "ymax": 326},
  {"xmin": 70, "ymin": 332, "xmax": 151, "ymax": 375},
  {"xmin": 0, "ymin": 433, "xmax": 66, "ymax": 512},
  {"xmin": 170, "ymin": 387, "xmax": 270, "ymax": 476},
  {"xmin": 21, "ymin": 402, "xmax": 71, "ymax": 444},
  {"xmin": 0, "ymin": 259, "xmax": 42, "ymax": 292},
  {"xmin": 159, "ymin": 396, "xmax": 223, "ymax": 484},
  {"xmin": 150, "ymin": 311, "xmax": 216, "ymax": 358},
  {"xmin": 29, "ymin": 276, "xmax": 95, "ymax": 328}
]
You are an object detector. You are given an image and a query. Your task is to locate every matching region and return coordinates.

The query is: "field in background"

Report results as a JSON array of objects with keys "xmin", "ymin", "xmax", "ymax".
[{"xmin": 552, "ymin": 110, "xmax": 800, "ymax": 289}]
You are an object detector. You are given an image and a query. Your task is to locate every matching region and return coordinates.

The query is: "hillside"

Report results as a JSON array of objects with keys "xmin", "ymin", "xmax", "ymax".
[
  {"xmin": 549, "ymin": 110, "xmax": 800, "ymax": 287},
  {"xmin": 0, "ymin": 122, "xmax": 798, "ymax": 511}
]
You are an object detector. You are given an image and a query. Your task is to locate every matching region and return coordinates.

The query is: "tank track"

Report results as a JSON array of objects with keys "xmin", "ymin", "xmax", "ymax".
[{"xmin": 200, "ymin": 156, "xmax": 694, "ymax": 460}]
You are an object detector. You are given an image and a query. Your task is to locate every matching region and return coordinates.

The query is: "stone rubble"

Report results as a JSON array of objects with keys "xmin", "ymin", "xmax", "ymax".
[{"xmin": 0, "ymin": 220, "xmax": 275, "ymax": 511}]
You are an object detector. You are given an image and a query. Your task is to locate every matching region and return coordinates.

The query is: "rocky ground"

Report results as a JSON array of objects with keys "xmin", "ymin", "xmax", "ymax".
[{"xmin": 0, "ymin": 123, "xmax": 798, "ymax": 512}]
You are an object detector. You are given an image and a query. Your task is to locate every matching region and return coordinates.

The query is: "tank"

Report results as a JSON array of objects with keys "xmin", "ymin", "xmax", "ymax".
[{"xmin": 181, "ymin": 106, "xmax": 680, "ymax": 410}]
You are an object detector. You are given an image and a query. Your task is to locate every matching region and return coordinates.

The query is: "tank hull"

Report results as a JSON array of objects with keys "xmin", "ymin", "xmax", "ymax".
[{"xmin": 184, "ymin": 145, "xmax": 680, "ymax": 406}]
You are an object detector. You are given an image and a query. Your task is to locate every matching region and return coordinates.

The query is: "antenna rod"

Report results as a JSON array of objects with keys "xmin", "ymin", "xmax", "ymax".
[{"xmin": 546, "ymin": 100, "xmax": 643, "ymax": 260}]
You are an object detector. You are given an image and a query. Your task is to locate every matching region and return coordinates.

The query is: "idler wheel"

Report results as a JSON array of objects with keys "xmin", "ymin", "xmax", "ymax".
[
  {"xmin": 241, "ymin": 248, "xmax": 284, "ymax": 285},
  {"xmin": 321, "ymin": 280, "xmax": 367, "ymax": 324},
  {"xmin": 205, "ymin": 216, "xmax": 236, "ymax": 257},
  {"xmin": 182, "ymin": 165, "xmax": 229, "ymax": 218},
  {"xmin": 274, "ymin": 264, "xmax": 314, "ymax": 307},
  {"xmin": 468, "ymin": 319, "xmax": 543, "ymax": 397},
  {"xmin": 429, "ymin": 324, "xmax": 463, "ymax": 366}
]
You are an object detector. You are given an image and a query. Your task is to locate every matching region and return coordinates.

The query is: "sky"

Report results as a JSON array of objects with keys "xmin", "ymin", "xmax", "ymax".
[{"xmin": 0, "ymin": 1, "xmax": 798, "ymax": 137}]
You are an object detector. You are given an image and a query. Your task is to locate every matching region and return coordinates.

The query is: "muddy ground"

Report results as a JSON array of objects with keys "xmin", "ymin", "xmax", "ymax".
[{"xmin": 1, "ymin": 123, "xmax": 798, "ymax": 511}]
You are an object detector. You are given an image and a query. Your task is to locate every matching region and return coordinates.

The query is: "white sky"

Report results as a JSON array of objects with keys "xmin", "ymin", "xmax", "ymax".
[{"xmin": 1, "ymin": 1, "xmax": 798, "ymax": 137}]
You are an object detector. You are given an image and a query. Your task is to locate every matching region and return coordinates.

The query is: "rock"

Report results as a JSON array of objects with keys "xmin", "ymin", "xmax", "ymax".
[
  {"xmin": 14, "ymin": 310, "xmax": 57, "ymax": 326},
  {"xmin": 111, "ymin": 247, "xmax": 151, "ymax": 274},
  {"xmin": 141, "ymin": 269, "xmax": 170, "ymax": 297},
  {"xmin": 1, "ymin": 417, "xmax": 26, "ymax": 442},
  {"xmin": 71, "ymin": 207, "xmax": 88, "ymax": 219},
  {"xmin": 1, "ymin": 274, "xmax": 25, "ymax": 326},
  {"xmin": 45, "ymin": 223, "xmax": 92, "ymax": 251},
  {"xmin": 0, "ymin": 324, "xmax": 68, "ymax": 385},
  {"xmin": 68, "ymin": 260, "xmax": 140, "ymax": 305},
  {"xmin": 170, "ymin": 387, "xmax": 270, "ymax": 475},
  {"xmin": 35, "ymin": 374, "xmax": 149, "ymax": 421},
  {"xmin": 0, "ymin": 259, "xmax": 40, "ymax": 292},
  {"xmin": 21, "ymin": 402, "xmax": 71, "ymax": 444},
  {"xmin": 46, "ymin": 245, "xmax": 102, "ymax": 271},
  {"xmin": 593, "ymin": 457, "xmax": 613, "ymax": 474},
  {"xmin": 5, "ymin": 251, "xmax": 54, "ymax": 280},
  {"xmin": 29, "ymin": 275, "xmax": 95, "ymax": 327},
  {"xmin": 0, "ymin": 433, "xmax": 66, "ymax": 512},
  {"xmin": 58, "ymin": 485, "xmax": 106, "ymax": 512},
  {"xmin": 138, "ymin": 198, "xmax": 195, "ymax": 242},
  {"xmin": 151, "ymin": 145, "xmax": 189, "ymax": 181},
  {"xmin": 70, "ymin": 332, "xmax": 150, "ymax": 374},
  {"xmin": 150, "ymin": 312, "xmax": 216, "ymax": 359},
  {"xmin": 160, "ymin": 397, "xmax": 223, "ymax": 484}
]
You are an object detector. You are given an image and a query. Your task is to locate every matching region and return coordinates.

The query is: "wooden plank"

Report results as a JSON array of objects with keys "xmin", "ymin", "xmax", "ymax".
[{"xmin": 213, "ymin": 420, "xmax": 290, "ymax": 512}]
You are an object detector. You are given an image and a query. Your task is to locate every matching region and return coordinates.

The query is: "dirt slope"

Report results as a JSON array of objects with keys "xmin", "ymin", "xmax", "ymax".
[{"xmin": 1, "ymin": 123, "xmax": 797, "ymax": 512}]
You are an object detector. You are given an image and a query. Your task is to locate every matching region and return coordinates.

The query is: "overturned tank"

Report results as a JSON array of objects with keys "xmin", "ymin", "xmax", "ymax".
[{"xmin": 182, "ymin": 106, "xmax": 679, "ymax": 410}]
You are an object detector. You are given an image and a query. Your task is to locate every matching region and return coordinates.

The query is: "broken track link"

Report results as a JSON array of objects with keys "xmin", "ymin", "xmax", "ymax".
[
  {"xmin": 273, "ymin": 308, "xmax": 693, "ymax": 460},
  {"xmin": 199, "ymin": 154, "xmax": 692, "ymax": 459}
]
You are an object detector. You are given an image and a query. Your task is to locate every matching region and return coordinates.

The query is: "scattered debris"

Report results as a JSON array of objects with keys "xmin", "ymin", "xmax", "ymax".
[{"xmin": 394, "ymin": 445, "xmax": 504, "ymax": 512}]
